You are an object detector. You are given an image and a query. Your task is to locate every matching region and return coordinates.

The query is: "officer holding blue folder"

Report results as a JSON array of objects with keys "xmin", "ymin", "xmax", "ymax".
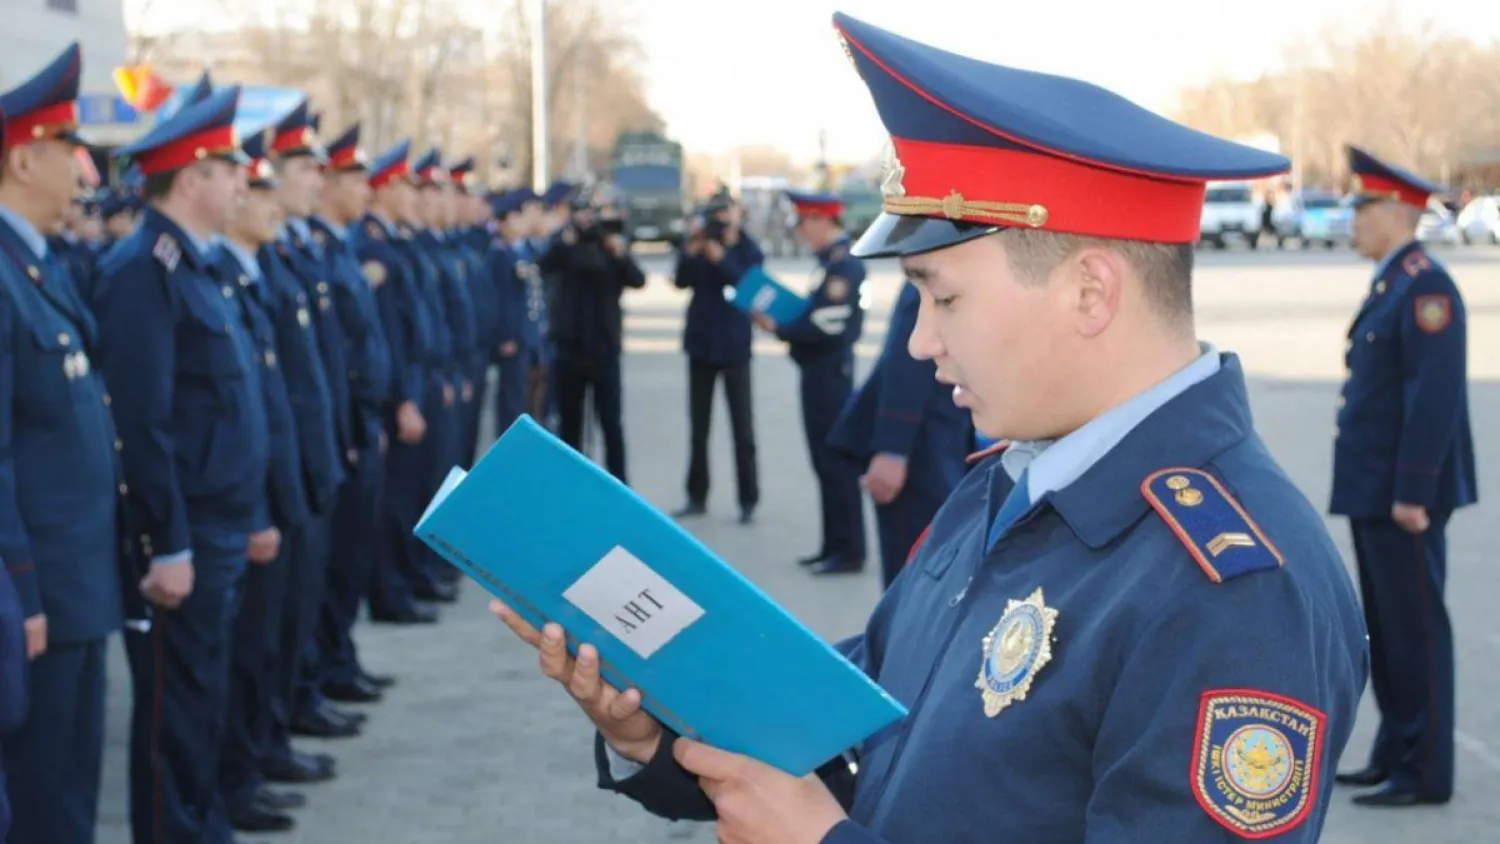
[
  {"xmin": 752, "ymin": 190, "xmax": 867, "ymax": 574},
  {"xmin": 494, "ymin": 13, "xmax": 1366, "ymax": 844}
]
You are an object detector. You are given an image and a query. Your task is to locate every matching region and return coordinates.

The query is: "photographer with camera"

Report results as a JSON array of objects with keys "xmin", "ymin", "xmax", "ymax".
[
  {"xmin": 537, "ymin": 189, "xmax": 647, "ymax": 482},
  {"xmin": 669, "ymin": 193, "xmax": 763, "ymax": 524}
]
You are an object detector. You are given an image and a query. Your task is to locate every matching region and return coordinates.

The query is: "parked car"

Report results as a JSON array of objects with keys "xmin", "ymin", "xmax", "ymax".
[
  {"xmin": 1199, "ymin": 181, "xmax": 1264, "ymax": 249},
  {"xmin": 1416, "ymin": 199, "xmax": 1462, "ymax": 246},
  {"xmin": 1456, "ymin": 195, "xmax": 1500, "ymax": 245},
  {"xmin": 1269, "ymin": 190, "xmax": 1352, "ymax": 249}
]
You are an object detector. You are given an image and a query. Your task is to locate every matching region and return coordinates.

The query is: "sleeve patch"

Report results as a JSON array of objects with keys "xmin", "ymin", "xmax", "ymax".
[
  {"xmin": 824, "ymin": 275, "xmax": 849, "ymax": 302},
  {"xmin": 151, "ymin": 234, "xmax": 180, "ymax": 273},
  {"xmin": 1192, "ymin": 689, "xmax": 1326, "ymax": 838},
  {"xmin": 1414, "ymin": 294, "xmax": 1452, "ymax": 334},
  {"xmin": 362, "ymin": 260, "xmax": 388, "ymax": 288},
  {"xmin": 1141, "ymin": 468, "xmax": 1283, "ymax": 583}
]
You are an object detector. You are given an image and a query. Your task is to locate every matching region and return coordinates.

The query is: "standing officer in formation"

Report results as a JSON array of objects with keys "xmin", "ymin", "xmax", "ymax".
[
  {"xmin": 310, "ymin": 121, "xmax": 398, "ymax": 701},
  {"xmin": 352, "ymin": 141, "xmax": 442, "ymax": 624},
  {"xmin": 0, "ymin": 42, "xmax": 127, "ymax": 844},
  {"xmin": 1330, "ymin": 145, "xmax": 1477, "ymax": 808},
  {"xmin": 539, "ymin": 189, "xmax": 647, "ymax": 482},
  {"xmin": 828, "ymin": 276, "xmax": 971, "ymax": 587},
  {"xmin": 487, "ymin": 188, "xmax": 533, "ymax": 434},
  {"xmin": 494, "ymin": 12, "xmax": 1368, "ymax": 843},
  {"xmin": 752, "ymin": 190, "xmax": 866, "ymax": 574},
  {"xmin": 671, "ymin": 191, "xmax": 763, "ymax": 524},
  {"xmin": 95, "ymin": 85, "xmax": 273, "ymax": 844},
  {"xmin": 446, "ymin": 156, "xmax": 497, "ymax": 468},
  {"xmin": 210, "ymin": 129, "xmax": 304, "ymax": 833}
]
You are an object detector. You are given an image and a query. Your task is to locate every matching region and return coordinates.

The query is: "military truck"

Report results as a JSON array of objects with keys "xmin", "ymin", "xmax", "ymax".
[{"xmin": 609, "ymin": 131, "xmax": 688, "ymax": 244}]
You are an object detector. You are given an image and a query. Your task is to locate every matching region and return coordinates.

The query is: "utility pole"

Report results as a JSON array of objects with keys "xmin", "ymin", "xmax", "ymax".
[{"xmin": 530, "ymin": 0, "xmax": 548, "ymax": 193}]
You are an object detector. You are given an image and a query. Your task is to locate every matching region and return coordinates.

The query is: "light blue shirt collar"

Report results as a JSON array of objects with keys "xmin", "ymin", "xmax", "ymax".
[
  {"xmin": 287, "ymin": 217, "xmax": 312, "ymax": 242},
  {"xmin": 1002, "ymin": 343, "xmax": 1223, "ymax": 501},
  {"xmin": 0, "ymin": 203, "xmax": 48, "ymax": 260},
  {"xmin": 312, "ymin": 215, "xmax": 348, "ymax": 242},
  {"xmin": 220, "ymin": 239, "xmax": 262, "ymax": 281}
]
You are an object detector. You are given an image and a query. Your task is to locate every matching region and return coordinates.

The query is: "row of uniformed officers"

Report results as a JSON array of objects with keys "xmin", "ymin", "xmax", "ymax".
[{"xmin": 0, "ymin": 43, "xmax": 588, "ymax": 842}]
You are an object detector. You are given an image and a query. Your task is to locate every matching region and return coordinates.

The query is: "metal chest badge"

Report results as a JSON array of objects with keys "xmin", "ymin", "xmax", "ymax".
[{"xmin": 975, "ymin": 587, "xmax": 1058, "ymax": 717}]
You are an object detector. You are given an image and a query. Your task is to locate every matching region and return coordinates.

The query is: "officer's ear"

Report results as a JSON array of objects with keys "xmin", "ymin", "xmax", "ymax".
[{"xmin": 1069, "ymin": 246, "xmax": 1127, "ymax": 339}]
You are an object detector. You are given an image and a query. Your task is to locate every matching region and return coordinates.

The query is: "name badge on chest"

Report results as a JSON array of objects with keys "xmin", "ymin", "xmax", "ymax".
[{"xmin": 975, "ymin": 587, "xmax": 1058, "ymax": 717}]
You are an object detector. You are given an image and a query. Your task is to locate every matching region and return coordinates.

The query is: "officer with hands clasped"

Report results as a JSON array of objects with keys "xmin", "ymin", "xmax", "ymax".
[{"xmin": 489, "ymin": 13, "xmax": 1367, "ymax": 844}]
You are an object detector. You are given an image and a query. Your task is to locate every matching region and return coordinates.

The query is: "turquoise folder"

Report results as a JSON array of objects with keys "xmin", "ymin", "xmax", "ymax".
[
  {"xmin": 415, "ymin": 415, "xmax": 907, "ymax": 776},
  {"xmin": 730, "ymin": 265, "xmax": 810, "ymax": 325}
]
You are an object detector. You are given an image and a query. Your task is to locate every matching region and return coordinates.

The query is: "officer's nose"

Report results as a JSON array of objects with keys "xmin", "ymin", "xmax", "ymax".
[{"xmin": 908, "ymin": 297, "xmax": 944, "ymax": 362}]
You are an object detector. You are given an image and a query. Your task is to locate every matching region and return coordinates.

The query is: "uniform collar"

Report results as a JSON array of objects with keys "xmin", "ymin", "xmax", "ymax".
[
  {"xmin": 220, "ymin": 238, "xmax": 262, "ymax": 280},
  {"xmin": 997, "ymin": 350, "xmax": 1253, "ymax": 550},
  {"xmin": 286, "ymin": 216, "xmax": 312, "ymax": 243},
  {"xmin": 0, "ymin": 202, "xmax": 48, "ymax": 260},
  {"xmin": 310, "ymin": 214, "xmax": 348, "ymax": 242},
  {"xmin": 816, "ymin": 234, "xmax": 851, "ymax": 264},
  {"xmin": 141, "ymin": 207, "xmax": 210, "ymax": 269},
  {"xmin": 1373, "ymin": 239, "xmax": 1419, "ymax": 280}
]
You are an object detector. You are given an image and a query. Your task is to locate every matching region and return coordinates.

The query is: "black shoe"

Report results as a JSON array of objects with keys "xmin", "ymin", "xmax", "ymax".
[
  {"xmin": 672, "ymin": 502, "xmax": 706, "ymax": 518},
  {"xmin": 798, "ymin": 551, "xmax": 830, "ymax": 567},
  {"xmin": 359, "ymin": 669, "xmax": 396, "ymax": 689},
  {"xmin": 229, "ymin": 803, "xmax": 295, "ymax": 833},
  {"xmin": 256, "ymin": 788, "xmax": 306, "ymax": 811},
  {"xmin": 738, "ymin": 507, "xmax": 755, "ymax": 525},
  {"xmin": 324, "ymin": 702, "xmax": 367, "ymax": 725},
  {"xmin": 263, "ymin": 753, "xmax": 336, "ymax": 784},
  {"xmin": 809, "ymin": 557, "xmax": 864, "ymax": 575},
  {"xmin": 1335, "ymin": 766, "xmax": 1390, "ymax": 787},
  {"xmin": 413, "ymin": 580, "xmax": 459, "ymax": 603},
  {"xmin": 290, "ymin": 706, "xmax": 361, "ymax": 739},
  {"xmin": 369, "ymin": 604, "xmax": 439, "ymax": 624},
  {"xmin": 324, "ymin": 676, "xmax": 383, "ymax": 704},
  {"xmin": 294, "ymin": 749, "xmax": 337, "ymax": 774},
  {"xmin": 1351, "ymin": 785, "xmax": 1450, "ymax": 807}
]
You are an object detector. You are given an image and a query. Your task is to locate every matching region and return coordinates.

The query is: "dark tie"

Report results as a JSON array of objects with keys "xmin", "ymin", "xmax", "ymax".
[{"xmin": 986, "ymin": 467, "xmax": 1032, "ymax": 552}]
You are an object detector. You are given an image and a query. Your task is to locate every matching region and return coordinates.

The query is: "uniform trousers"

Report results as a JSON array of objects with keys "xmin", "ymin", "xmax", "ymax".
[
  {"xmin": 684, "ymin": 357, "xmax": 758, "ymax": 510},
  {"xmin": 554, "ymin": 351, "xmax": 627, "ymax": 483},
  {"xmin": 319, "ymin": 446, "xmax": 383, "ymax": 685},
  {"xmin": 797, "ymin": 353, "xmax": 865, "ymax": 562}
]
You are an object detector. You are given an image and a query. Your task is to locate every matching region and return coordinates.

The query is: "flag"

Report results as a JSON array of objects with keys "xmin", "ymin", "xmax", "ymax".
[{"xmin": 113, "ymin": 65, "xmax": 174, "ymax": 112}]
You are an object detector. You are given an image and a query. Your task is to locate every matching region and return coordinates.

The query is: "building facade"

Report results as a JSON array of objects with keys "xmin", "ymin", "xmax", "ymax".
[{"xmin": 1, "ymin": 0, "xmax": 138, "ymax": 147}]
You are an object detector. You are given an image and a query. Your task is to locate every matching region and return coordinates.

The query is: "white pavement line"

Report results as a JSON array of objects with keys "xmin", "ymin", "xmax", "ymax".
[{"xmin": 1455, "ymin": 729, "xmax": 1500, "ymax": 775}]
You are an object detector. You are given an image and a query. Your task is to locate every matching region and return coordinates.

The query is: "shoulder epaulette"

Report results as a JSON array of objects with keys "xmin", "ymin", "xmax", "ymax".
[
  {"xmin": 1402, "ymin": 249, "xmax": 1433, "ymax": 277},
  {"xmin": 152, "ymin": 233, "xmax": 180, "ymax": 273},
  {"xmin": 828, "ymin": 243, "xmax": 848, "ymax": 262},
  {"xmin": 1141, "ymin": 467, "xmax": 1283, "ymax": 583},
  {"xmin": 364, "ymin": 220, "xmax": 385, "ymax": 241},
  {"xmin": 964, "ymin": 439, "xmax": 1009, "ymax": 466}
]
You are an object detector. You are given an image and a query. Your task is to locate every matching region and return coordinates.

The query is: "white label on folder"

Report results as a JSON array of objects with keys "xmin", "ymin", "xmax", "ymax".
[
  {"xmin": 562, "ymin": 545, "xmax": 705, "ymax": 659},
  {"xmin": 751, "ymin": 285, "xmax": 778, "ymax": 312}
]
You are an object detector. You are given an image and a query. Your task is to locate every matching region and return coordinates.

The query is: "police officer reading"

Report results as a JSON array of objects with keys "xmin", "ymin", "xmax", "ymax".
[
  {"xmin": 490, "ymin": 13, "xmax": 1366, "ymax": 843},
  {"xmin": 1329, "ymin": 146, "xmax": 1477, "ymax": 808}
]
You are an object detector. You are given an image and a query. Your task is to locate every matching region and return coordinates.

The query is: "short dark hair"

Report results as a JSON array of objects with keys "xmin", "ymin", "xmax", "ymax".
[
  {"xmin": 999, "ymin": 229, "xmax": 1195, "ymax": 327},
  {"xmin": 141, "ymin": 170, "xmax": 180, "ymax": 203}
]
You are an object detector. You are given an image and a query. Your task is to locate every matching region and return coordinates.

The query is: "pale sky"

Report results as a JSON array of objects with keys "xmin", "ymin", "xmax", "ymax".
[{"xmin": 124, "ymin": 0, "xmax": 1500, "ymax": 165}]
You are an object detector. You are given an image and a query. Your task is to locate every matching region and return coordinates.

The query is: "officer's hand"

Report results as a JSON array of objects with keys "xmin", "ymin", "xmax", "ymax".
[
  {"xmin": 247, "ymin": 527, "xmax": 281, "ymax": 565},
  {"xmin": 862, "ymin": 453, "xmax": 909, "ymax": 505},
  {"xmin": 605, "ymin": 234, "xmax": 629, "ymax": 257},
  {"xmin": 561, "ymin": 226, "xmax": 578, "ymax": 246},
  {"xmin": 751, "ymin": 312, "xmax": 776, "ymax": 332},
  {"xmin": 499, "ymin": 341, "xmax": 518, "ymax": 358},
  {"xmin": 489, "ymin": 599, "xmax": 664, "ymax": 764},
  {"xmin": 346, "ymin": 448, "xmax": 360, "ymax": 466},
  {"xmin": 461, "ymin": 379, "xmax": 474, "ymax": 403},
  {"xmin": 23, "ymin": 614, "xmax": 46, "ymax": 660},
  {"xmin": 397, "ymin": 401, "xmax": 426, "ymax": 444},
  {"xmin": 443, "ymin": 383, "xmax": 456, "ymax": 408},
  {"xmin": 702, "ymin": 239, "xmax": 726, "ymax": 264},
  {"xmin": 674, "ymin": 737, "xmax": 847, "ymax": 844},
  {"xmin": 379, "ymin": 430, "xmax": 390, "ymax": 455},
  {"xmin": 1392, "ymin": 502, "xmax": 1430, "ymax": 534},
  {"xmin": 142, "ymin": 559, "xmax": 195, "ymax": 610}
]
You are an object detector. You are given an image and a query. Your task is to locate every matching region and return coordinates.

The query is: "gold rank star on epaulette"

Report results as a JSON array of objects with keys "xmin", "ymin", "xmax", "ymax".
[{"xmin": 1141, "ymin": 467, "xmax": 1283, "ymax": 583}]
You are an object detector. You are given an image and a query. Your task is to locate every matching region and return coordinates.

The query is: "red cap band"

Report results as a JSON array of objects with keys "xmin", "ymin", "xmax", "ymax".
[
  {"xmin": 3, "ymin": 100, "xmax": 79, "ymax": 149},
  {"xmin": 792, "ymin": 199, "xmax": 843, "ymax": 218},
  {"xmin": 1353, "ymin": 172, "xmax": 1429, "ymax": 210},
  {"xmin": 132, "ymin": 125, "xmax": 239, "ymax": 177},
  {"xmin": 370, "ymin": 159, "xmax": 410, "ymax": 190},
  {"xmin": 272, "ymin": 126, "xmax": 318, "ymax": 156}
]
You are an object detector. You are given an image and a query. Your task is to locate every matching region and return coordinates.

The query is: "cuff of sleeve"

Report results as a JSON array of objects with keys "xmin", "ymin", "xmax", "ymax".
[
  {"xmin": 1395, "ymin": 466, "xmax": 1440, "ymax": 508},
  {"xmin": 822, "ymin": 820, "xmax": 885, "ymax": 844},
  {"xmin": 6, "ymin": 560, "xmax": 41, "ymax": 619},
  {"xmin": 151, "ymin": 550, "xmax": 192, "ymax": 567},
  {"xmin": 870, "ymin": 418, "xmax": 921, "ymax": 457}
]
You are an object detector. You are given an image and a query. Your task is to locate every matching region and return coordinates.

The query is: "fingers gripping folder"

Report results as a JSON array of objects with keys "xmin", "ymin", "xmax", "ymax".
[{"xmin": 415, "ymin": 415, "xmax": 906, "ymax": 775}]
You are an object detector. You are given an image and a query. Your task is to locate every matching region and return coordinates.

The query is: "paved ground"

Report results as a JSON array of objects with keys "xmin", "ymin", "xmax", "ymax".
[{"xmin": 95, "ymin": 242, "xmax": 1500, "ymax": 843}]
